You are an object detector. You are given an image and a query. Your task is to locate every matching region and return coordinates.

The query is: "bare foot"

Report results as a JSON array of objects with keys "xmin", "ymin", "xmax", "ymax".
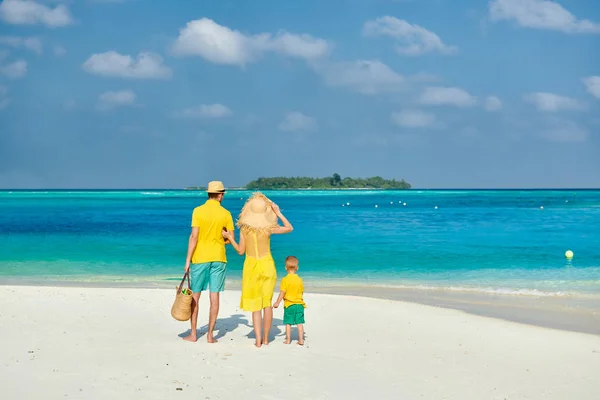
[
  {"xmin": 255, "ymin": 340, "xmax": 262, "ymax": 348},
  {"xmin": 283, "ymin": 339, "xmax": 291, "ymax": 345},
  {"xmin": 207, "ymin": 336, "xmax": 218, "ymax": 344},
  {"xmin": 263, "ymin": 339, "xmax": 269, "ymax": 346},
  {"xmin": 298, "ymin": 341, "xmax": 304, "ymax": 346},
  {"xmin": 182, "ymin": 334, "xmax": 197, "ymax": 343}
]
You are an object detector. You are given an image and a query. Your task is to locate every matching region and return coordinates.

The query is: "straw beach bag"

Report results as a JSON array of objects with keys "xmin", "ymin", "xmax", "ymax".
[{"xmin": 171, "ymin": 272, "xmax": 193, "ymax": 321}]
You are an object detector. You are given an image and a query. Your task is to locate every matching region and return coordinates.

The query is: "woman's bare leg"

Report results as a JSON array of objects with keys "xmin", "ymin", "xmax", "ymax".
[
  {"xmin": 262, "ymin": 307, "xmax": 273, "ymax": 345},
  {"xmin": 252, "ymin": 311, "xmax": 262, "ymax": 347}
]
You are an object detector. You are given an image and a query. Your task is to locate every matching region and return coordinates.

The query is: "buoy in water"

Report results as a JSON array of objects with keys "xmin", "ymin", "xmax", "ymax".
[
  {"xmin": 565, "ymin": 250, "xmax": 574, "ymax": 259},
  {"xmin": 540, "ymin": 206, "xmax": 544, "ymax": 210},
  {"xmin": 403, "ymin": 203, "xmax": 407, "ymax": 206},
  {"xmin": 434, "ymin": 206, "xmax": 438, "ymax": 209},
  {"xmin": 375, "ymin": 205, "xmax": 378, "ymax": 208}
]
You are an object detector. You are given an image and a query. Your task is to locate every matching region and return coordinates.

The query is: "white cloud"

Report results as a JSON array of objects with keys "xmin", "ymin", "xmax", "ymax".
[
  {"xmin": 419, "ymin": 86, "xmax": 477, "ymax": 107},
  {"xmin": 391, "ymin": 109, "xmax": 437, "ymax": 128},
  {"xmin": 489, "ymin": 0, "xmax": 600, "ymax": 33},
  {"xmin": 362, "ymin": 16, "xmax": 457, "ymax": 56},
  {"xmin": 278, "ymin": 111, "xmax": 317, "ymax": 132},
  {"xmin": 171, "ymin": 18, "xmax": 329, "ymax": 65},
  {"xmin": 53, "ymin": 45, "xmax": 66, "ymax": 57},
  {"xmin": 524, "ymin": 92, "xmax": 586, "ymax": 112},
  {"xmin": 542, "ymin": 118, "xmax": 588, "ymax": 142},
  {"xmin": 178, "ymin": 104, "xmax": 233, "ymax": 119},
  {"xmin": 83, "ymin": 51, "xmax": 172, "ymax": 79},
  {"xmin": 0, "ymin": 60, "xmax": 27, "ymax": 79},
  {"xmin": 97, "ymin": 90, "xmax": 136, "ymax": 110},
  {"xmin": 0, "ymin": 86, "xmax": 10, "ymax": 109},
  {"xmin": 582, "ymin": 76, "xmax": 600, "ymax": 99},
  {"xmin": 312, "ymin": 59, "xmax": 405, "ymax": 95},
  {"xmin": 484, "ymin": 95, "xmax": 502, "ymax": 111},
  {"xmin": 0, "ymin": 36, "xmax": 43, "ymax": 54},
  {"xmin": 0, "ymin": 0, "xmax": 73, "ymax": 27}
]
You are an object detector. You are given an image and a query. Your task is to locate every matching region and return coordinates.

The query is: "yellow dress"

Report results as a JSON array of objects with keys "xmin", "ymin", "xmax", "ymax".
[{"xmin": 240, "ymin": 232, "xmax": 277, "ymax": 312}]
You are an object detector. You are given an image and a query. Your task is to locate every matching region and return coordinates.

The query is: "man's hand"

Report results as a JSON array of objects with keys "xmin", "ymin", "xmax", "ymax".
[
  {"xmin": 184, "ymin": 263, "xmax": 190, "ymax": 273},
  {"xmin": 273, "ymin": 302, "xmax": 280, "ymax": 308}
]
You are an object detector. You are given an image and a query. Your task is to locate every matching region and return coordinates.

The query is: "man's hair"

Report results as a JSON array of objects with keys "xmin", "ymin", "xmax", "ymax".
[
  {"xmin": 208, "ymin": 192, "xmax": 223, "ymax": 200},
  {"xmin": 285, "ymin": 255, "xmax": 299, "ymax": 268}
]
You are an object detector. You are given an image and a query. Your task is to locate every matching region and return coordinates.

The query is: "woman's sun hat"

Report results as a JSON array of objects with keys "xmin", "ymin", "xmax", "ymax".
[{"xmin": 237, "ymin": 192, "xmax": 278, "ymax": 233}]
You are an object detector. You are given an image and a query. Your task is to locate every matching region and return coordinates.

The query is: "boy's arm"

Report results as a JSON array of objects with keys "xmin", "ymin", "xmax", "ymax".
[{"xmin": 273, "ymin": 290, "xmax": 285, "ymax": 308}]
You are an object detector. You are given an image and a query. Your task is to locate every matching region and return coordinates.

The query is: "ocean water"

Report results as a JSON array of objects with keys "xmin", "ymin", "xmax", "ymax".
[{"xmin": 1, "ymin": 189, "xmax": 599, "ymax": 297}]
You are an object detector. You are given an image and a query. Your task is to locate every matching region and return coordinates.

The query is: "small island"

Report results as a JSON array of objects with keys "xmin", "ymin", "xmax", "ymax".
[
  {"xmin": 185, "ymin": 174, "xmax": 410, "ymax": 190},
  {"xmin": 246, "ymin": 174, "xmax": 410, "ymax": 190}
]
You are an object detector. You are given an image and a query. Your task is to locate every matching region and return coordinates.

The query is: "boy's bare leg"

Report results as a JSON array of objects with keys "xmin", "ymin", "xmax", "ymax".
[
  {"xmin": 252, "ymin": 311, "xmax": 263, "ymax": 347},
  {"xmin": 262, "ymin": 307, "xmax": 273, "ymax": 345},
  {"xmin": 183, "ymin": 292, "xmax": 201, "ymax": 342},
  {"xmin": 297, "ymin": 324, "xmax": 304, "ymax": 346},
  {"xmin": 284, "ymin": 325, "xmax": 291, "ymax": 344},
  {"xmin": 207, "ymin": 292, "xmax": 219, "ymax": 343}
]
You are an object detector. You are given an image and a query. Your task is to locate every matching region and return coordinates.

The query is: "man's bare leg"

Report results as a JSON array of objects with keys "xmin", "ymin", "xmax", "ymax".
[
  {"xmin": 206, "ymin": 292, "xmax": 220, "ymax": 343},
  {"xmin": 262, "ymin": 307, "xmax": 273, "ymax": 345},
  {"xmin": 284, "ymin": 324, "xmax": 291, "ymax": 344},
  {"xmin": 252, "ymin": 311, "xmax": 263, "ymax": 347},
  {"xmin": 297, "ymin": 324, "xmax": 304, "ymax": 346},
  {"xmin": 183, "ymin": 292, "xmax": 201, "ymax": 342}
]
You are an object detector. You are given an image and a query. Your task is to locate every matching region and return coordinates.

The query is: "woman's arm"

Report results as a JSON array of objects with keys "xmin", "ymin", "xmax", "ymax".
[
  {"xmin": 223, "ymin": 229, "xmax": 246, "ymax": 255},
  {"xmin": 270, "ymin": 202, "xmax": 293, "ymax": 235}
]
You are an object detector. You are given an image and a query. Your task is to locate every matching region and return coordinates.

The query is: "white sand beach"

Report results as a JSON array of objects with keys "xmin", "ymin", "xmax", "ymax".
[{"xmin": 1, "ymin": 286, "xmax": 599, "ymax": 400}]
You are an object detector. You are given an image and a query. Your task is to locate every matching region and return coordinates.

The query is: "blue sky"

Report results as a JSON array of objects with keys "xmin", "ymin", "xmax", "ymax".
[{"xmin": 0, "ymin": 0, "xmax": 599, "ymax": 189}]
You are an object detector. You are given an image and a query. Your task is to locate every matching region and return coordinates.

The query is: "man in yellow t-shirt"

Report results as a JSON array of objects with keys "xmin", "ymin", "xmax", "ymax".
[
  {"xmin": 273, "ymin": 256, "xmax": 306, "ymax": 345},
  {"xmin": 182, "ymin": 181, "xmax": 235, "ymax": 343}
]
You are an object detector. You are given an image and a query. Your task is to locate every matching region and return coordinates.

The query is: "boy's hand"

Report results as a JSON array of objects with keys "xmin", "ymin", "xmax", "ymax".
[{"xmin": 273, "ymin": 302, "xmax": 279, "ymax": 308}]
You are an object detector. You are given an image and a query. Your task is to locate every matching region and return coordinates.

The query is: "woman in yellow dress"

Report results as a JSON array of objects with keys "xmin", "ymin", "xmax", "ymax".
[{"xmin": 222, "ymin": 192, "xmax": 293, "ymax": 347}]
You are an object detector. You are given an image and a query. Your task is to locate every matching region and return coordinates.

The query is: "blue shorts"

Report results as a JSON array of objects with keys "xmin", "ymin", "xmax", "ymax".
[{"xmin": 190, "ymin": 262, "xmax": 227, "ymax": 293}]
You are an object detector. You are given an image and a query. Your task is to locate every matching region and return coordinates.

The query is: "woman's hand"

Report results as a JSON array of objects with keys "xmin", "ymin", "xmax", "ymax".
[{"xmin": 271, "ymin": 202, "xmax": 281, "ymax": 215}]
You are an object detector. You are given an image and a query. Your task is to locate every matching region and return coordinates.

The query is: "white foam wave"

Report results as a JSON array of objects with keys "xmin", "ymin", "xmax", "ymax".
[{"xmin": 362, "ymin": 283, "xmax": 588, "ymax": 298}]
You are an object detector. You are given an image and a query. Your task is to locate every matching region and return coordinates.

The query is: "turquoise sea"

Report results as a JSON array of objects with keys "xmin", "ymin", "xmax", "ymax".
[{"xmin": 1, "ymin": 190, "xmax": 599, "ymax": 297}]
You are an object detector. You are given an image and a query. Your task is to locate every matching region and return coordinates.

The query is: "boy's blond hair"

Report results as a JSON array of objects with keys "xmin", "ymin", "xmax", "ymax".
[{"xmin": 285, "ymin": 255, "xmax": 299, "ymax": 270}]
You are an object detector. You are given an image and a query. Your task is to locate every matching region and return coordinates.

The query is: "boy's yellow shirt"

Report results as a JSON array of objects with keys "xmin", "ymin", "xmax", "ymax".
[{"xmin": 280, "ymin": 273, "xmax": 306, "ymax": 308}]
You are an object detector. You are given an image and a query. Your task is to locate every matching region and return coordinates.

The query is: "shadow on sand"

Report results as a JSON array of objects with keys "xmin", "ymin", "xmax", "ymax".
[
  {"xmin": 178, "ymin": 313, "xmax": 250, "ymax": 341},
  {"xmin": 246, "ymin": 317, "xmax": 284, "ymax": 343}
]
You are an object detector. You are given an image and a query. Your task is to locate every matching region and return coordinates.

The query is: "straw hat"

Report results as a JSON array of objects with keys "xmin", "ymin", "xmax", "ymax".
[
  {"xmin": 206, "ymin": 181, "xmax": 226, "ymax": 194},
  {"xmin": 237, "ymin": 192, "xmax": 278, "ymax": 233}
]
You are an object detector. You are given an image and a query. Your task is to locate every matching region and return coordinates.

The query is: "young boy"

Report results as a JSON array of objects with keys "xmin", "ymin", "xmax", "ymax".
[{"xmin": 273, "ymin": 256, "xmax": 306, "ymax": 345}]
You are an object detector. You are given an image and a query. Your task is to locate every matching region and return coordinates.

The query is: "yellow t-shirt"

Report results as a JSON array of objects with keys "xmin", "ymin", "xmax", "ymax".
[
  {"xmin": 191, "ymin": 199, "xmax": 234, "ymax": 264},
  {"xmin": 280, "ymin": 274, "xmax": 306, "ymax": 308}
]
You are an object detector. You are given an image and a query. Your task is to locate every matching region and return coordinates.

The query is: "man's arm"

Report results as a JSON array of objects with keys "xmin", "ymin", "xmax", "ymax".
[{"xmin": 184, "ymin": 227, "xmax": 199, "ymax": 272}]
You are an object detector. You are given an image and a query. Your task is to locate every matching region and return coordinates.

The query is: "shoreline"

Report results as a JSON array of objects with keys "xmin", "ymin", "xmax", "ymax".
[{"xmin": 3, "ymin": 277, "xmax": 599, "ymax": 336}]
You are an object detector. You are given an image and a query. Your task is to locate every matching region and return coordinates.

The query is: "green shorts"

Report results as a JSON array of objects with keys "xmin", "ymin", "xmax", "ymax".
[
  {"xmin": 283, "ymin": 304, "xmax": 305, "ymax": 325},
  {"xmin": 190, "ymin": 262, "xmax": 227, "ymax": 293}
]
